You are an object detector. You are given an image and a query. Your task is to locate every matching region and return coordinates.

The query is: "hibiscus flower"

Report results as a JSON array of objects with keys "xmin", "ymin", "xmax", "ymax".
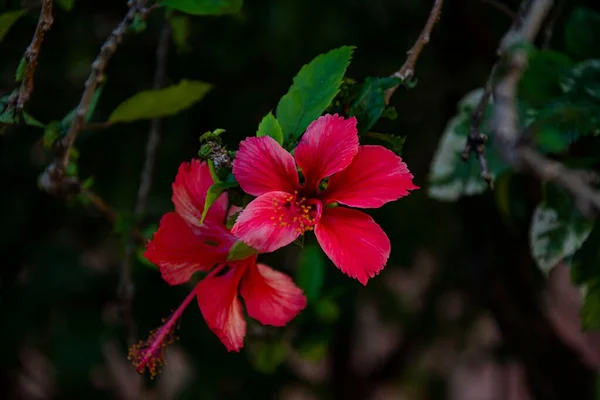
[
  {"xmin": 231, "ymin": 114, "xmax": 418, "ymax": 285},
  {"xmin": 135, "ymin": 160, "xmax": 306, "ymax": 369}
]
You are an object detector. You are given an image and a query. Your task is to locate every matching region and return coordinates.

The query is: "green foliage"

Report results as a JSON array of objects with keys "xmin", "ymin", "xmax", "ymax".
[
  {"xmin": 572, "ymin": 224, "xmax": 600, "ymax": 285},
  {"xmin": 15, "ymin": 56, "xmax": 26, "ymax": 82},
  {"xmin": 428, "ymin": 88, "xmax": 509, "ymax": 201},
  {"xmin": 529, "ymin": 184, "xmax": 594, "ymax": 274},
  {"xmin": 519, "ymin": 50, "xmax": 574, "ymax": 108},
  {"xmin": 562, "ymin": 59, "xmax": 600, "ymax": 101},
  {"xmin": 201, "ymin": 180, "xmax": 238, "ymax": 224},
  {"xmin": 56, "ymin": 0, "xmax": 75, "ymax": 11},
  {"xmin": 295, "ymin": 244, "xmax": 326, "ymax": 303},
  {"xmin": 564, "ymin": 7, "xmax": 600, "ymax": 60},
  {"xmin": 0, "ymin": 9, "xmax": 25, "ymax": 44},
  {"xmin": 276, "ymin": 46, "xmax": 354, "ymax": 145},
  {"xmin": 169, "ymin": 14, "xmax": 192, "ymax": 53},
  {"xmin": 108, "ymin": 80, "xmax": 212, "ymax": 123},
  {"xmin": 256, "ymin": 112, "xmax": 283, "ymax": 145},
  {"xmin": 582, "ymin": 281, "xmax": 600, "ymax": 330},
  {"xmin": 364, "ymin": 131, "xmax": 406, "ymax": 155},
  {"xmin": 161, "ymin": 0, "xmax": 243, "ymax": 15},
  {"xmin": 349, "ymin": 76, "xmax": 401, "ymax": 133},
  {"xmin": 250, "ymin": 340, "xmax": 287, "ymax": 374},
  {"xmin": 227, "ymin": 240, "xmax": 257, "ymax": 261}
]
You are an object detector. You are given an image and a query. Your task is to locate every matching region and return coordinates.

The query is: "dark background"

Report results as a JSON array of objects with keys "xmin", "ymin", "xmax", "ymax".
[{"xmin": 2, "ymin": 0, "xmax": 600, "ymax": 398}]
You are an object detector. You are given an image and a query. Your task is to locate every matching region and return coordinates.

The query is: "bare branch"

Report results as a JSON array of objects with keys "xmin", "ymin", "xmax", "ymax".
[
  {"xmin": 384, "ymin": 0, "xmax": 444, "ymax": 104},
  {"xmin": 39, "ymin": 0, "xmax": 155, "ymax": 194},
  {"xmin": 14, "ymin": 0, "xmax": 54, "ymax": 112},
  {"xmin": 120, "ymin": 23, "xmax": 172, "ymax": 345}
]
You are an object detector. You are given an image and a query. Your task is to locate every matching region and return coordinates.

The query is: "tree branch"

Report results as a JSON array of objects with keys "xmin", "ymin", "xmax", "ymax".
[
  {"xmin": 120, "ymin": 23, "xmax": 172, "ymax": 345},
  {"xmin": 384, "ymin": 0, "xmax": 444, "ymax": 104},
  {"xmin": 14, "ymin": 0, "xmax": 54, "ymax": 112},
  {"xmin": 39, "ymin": 0, "xmax": 154, "ymax": 194}
]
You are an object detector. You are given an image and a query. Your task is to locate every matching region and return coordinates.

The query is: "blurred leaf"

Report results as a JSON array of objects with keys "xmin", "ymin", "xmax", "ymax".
[
  {"xmin": 519, "ymin": 50, "xmax": 574, "ymax": 108},
  {"xmin": 428, "ymin": 88, "xmax": 509, "ymax": 201},
  {"xmin": 296, "ymin": 244, "xmax": 326, "ymax": 303},
  {"xmin": 56, "ymin": 0, "xmax": 75, "ymax": 11},
  {"xmin": 315, "ymin": 297, "xmax": 339, "ymax": 323},
  {"xmin": 169, "ymin": 14, "xmax": 191, "ymax": 53},
  {"xmin": 349, "ymin": 76, "xmax": 401, "ymax": 133},
  {"xmin": 62, "ymin": 83, "xmax": 105, "ymax": 126},
  {"xmin": 251, "ymin": 340, "xmax": 287, "ymax": 374},
  {"xmin": 108, "ymin": 80, "xmax": 212, "ymax": 123},
  {"xmin": 582, "ymin": 281, "xmax": 600, "ymax": 330},
  {"xmin": 256, "ymin": 112, "xmax": 283, "ymax": 145},
  {"xmin": 43, "ymin": 121, "xmax": 61, "ymax": 147},
  {"xmin": 561, "ymin": 59, "xmax": 600, "ymax": 101},
  {"xmin": 364, "ymin": 131, "xmax": 406, "ymax": 155},
  {"xmin": 297, "ymin": 336, "xmax": 330, "ymax": 361},
  {"xmin": 130, "ymin": 14, "xmax": 147, "ymax": 33},
  {"xmin": 162, "ymin": 0, "xmax": 243, "ymax": 15},
  {"xmin": 530, "ymin": 184, "xmax": 594, "ymax": 274},
  {"xmin": 572, "ymin": 224, "xmax": 600, "ymax": 285},
  {"xmin": 227, "ymin": 240, "xmax": 257, "ymax": 261},
  {"xmin": 564, "ymin": 7, "xmax": 600, "ymax": 60},
  {"xmin": 22, "ymin": 111, "xmax": 44, "ymax": 128},
  {"xmin": 15, "ymin": 56, "xmax": 26, "ymax": 82},
  {"xmin": 276, "ymin": 46, "xmax": 354, "ymax": 144},
  {"xmin": 0, "ymin": 10, "xmax": 26, "ymax": 44},
  {"xmin": 201, "ymin": 180, "xmax": 238, "ymax": 224}
]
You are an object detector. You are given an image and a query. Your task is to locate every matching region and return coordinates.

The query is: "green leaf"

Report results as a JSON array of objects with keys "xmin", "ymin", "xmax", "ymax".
[
  {"xmin": 364, "ymin": 131, "xmax": 406, "ymax": 155},
  {"xmin": 349, "ymin": 77, "xmax": 401, "ymax": 133},
  {"xmin": 428, "ymin": 88, "xmax": 510, "ymax": 201},
  {"xmin": 130, "ymin": 14, "xmax": 147, "ymax": 33},
  {"xmin": 296, "ymin": 244, "xmax": 326, "ymax": 303},
  {"xmin": 15, "ymin": 56, "xmax": 27, "ymax": 82},
  {"xmin": 276, "ymin": 46, "xmax": 354, "ymax": 144},
  {"xmin": 315, "ymin": 298, "xmax": 339, "ymax": 323},
  {"xmin": 161, "ymin": 0, "xmax": 243, "ymax": 15},
  {"xmin": 56, "ymin": 0, "xmax": 75, "ymax": 11},
  {"xmin": 0, "ymin": 10, "xmax": 26, "ymax": 44},
  {"xmin": 256, "ymin": 112, "xmax": 283, "ymax": 145},
  {"xmin": 250, "ymin": 340, "xmax": 287, "ymax": 374},
  {"xmin": 227, "ymin": 240, "xmax": 258, "ymax": 262},
  {"xmin": 564, "ymin": 7, "xmax": 600, "ymax": 60},
  {"xmin": 43, "ymin": 121, "xmax": 61, "ymax": 148},
  {"xmin": 582, "ymin": 281, "xmax": 600, "ymax": 330},
  {"xmin": 571, "ymin": 224, "xmax": 600, "ymax": 285},
  {"xmin": 201, "ymin": 180, "xmax": 237, "ymax": 224},
  {"xmin": 61, "ymin": 83, "xmax": 105, "ymax": 127},
  {"xmin": 108, "ymin": 80, "xmax": 212, "ymax": 123},
  {"xmin": 169, "ymin": 15, "xmax": 191, "ymax": 53},
  {"xmin": 561, "ymin": 59, "xmax": 600, "ymax": 101},
  {"xmin": 22, "ymin": 112, "xmax": 45, "ymax": 128},
  {"xmin": 530, "ymin": 184, "xmax": 595, "ymax": 274},
  {"xmin": 519, "ymin": 50, "xmax": 574, "ymax": 108}
]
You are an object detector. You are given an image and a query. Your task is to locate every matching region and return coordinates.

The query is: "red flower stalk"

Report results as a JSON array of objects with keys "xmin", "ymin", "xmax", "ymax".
[
  {"xmin": 139, "ymin": 160, "xmax": 306, "ymax": 355},
  {"xmin": 231, "ymin": 114, "xmax": 419, "ymax": 285}
]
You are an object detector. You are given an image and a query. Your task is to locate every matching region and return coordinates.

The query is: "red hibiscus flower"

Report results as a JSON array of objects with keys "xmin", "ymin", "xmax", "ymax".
[
  {"xmin": 140, "ymin": 160, "xmax": 306, "ymax": 356},
  {"xmin": 231, "ymin": 114, "xmax": 419, "ymax": 285}
]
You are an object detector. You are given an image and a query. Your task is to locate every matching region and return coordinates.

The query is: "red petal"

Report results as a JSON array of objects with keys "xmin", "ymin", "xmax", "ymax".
[
  {"xmin": 144, "ymin": 213, "xmax": 227, "ymax": 285},
  {"xmin": 233, "ymin": 136, "xmax": 299, "ymax": 197},
  {"xmin": 172, "ymin": 159, "xmax": 227, "ymax": 229},
  {"xmin": 323, "ymin": 145, "xmax": 419, "ymax": 208},
  {"xmin": 240, "ymin": 263, "xmax": 307, "ymax": 326},
  {"xmin": 231, "ymin": 191, "xmax": 302, "ymax": 253},
  {"xmin": 294, "ymin": 114, "xmax": 359, "ymax": 190},
  {"xmin": 196, "ymin": 267, "xmax": 247, "ymax": 352},
  {"xmin": 314, "ymin": 208, "xmax": 390, "ymax": 285}
]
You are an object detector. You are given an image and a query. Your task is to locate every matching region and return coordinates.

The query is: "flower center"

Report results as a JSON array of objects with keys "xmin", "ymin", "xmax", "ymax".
[{"xmin": 271, "ymin": 191, "xmax": 322, "ymax": 233}]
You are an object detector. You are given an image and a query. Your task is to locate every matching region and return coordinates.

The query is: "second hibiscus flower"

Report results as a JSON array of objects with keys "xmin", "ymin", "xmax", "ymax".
[{"xmin": 231, "ymin": 113, "xmax": 418, "ymax": 285}]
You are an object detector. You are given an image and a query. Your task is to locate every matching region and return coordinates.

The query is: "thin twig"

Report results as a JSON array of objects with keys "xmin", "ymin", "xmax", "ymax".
[
  {"xmin": 120, "ymin": 23, "xmax": 172, "ymax": 346},
  {"xmin": 491, "ymin": 0, "xmax": 600, "ymax": 216},
  {"xmin": 14, "ymin": 0, "xmax": 54, "ymax": 112},
  {"xmin": 482, "ymin": 0, "xmax": 517, "ymax": 19},
  {"xmin": 39, "ymin": 0, "xmax": 153, "ymax": 194},
  {"xmin": 384, "ymin": 0, "xmax": 444, "ymax": 104},
  {"xmin": 541, "ymin": 0, "xmax": 564, "ymax": 48}
]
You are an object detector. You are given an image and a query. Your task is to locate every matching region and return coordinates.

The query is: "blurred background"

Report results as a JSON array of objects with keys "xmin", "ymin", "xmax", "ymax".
[{"xmin": 2, "ymin": 0, "xmax": 600, "ymax": 398}]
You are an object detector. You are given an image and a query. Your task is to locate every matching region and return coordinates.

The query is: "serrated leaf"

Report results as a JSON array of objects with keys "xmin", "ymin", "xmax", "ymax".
[
  {"xmin": 56, "ymin": 0, "xmax": 75, "ymax": 11},
  {"xmin": 227, "ymin": 240, "xmax": 257, "ymax": 262},
  {"xmin": 519, "ymin": 50, "xmax": 574, "ymax": 108},
  {"xmin": 161, "ymin": 0, "xmax": 243, "ymax": 15},
  {"xmin": 564, "ymin": 7, "xmax": 600, "ymax": 60},
  {"xmin": 108, "ymin": 80, "xmax": 211, "ymax": 123},
  {"xmin": 276, "ymin": 46, "xmax": 354, "ymax": 144},
  {"xmin": 169, "ymin": 15, "xmax": 191, "ymax": 53},
  {"xmin": 256, "ymin": 112, "xmax": 283, "ymax": 145},
  {"xmin": 530, "ymin": 184, "xmax": 594, "ymax": 274},
  {"xmin": 296, "ymin": 244, "xmax": 326, "ymax": 303},
  {"xmin": 201, "ymin": 180, "xmax": 237, "ymax": 224},
  {"xmin": 349, "ymin": 76, "xmax": 401, "ymax": 133},
  {"xmin": 364, "ymin": 131, "xmax": 405, "ymax": 155},
  {"xmin": 0, "ymin": 10, "xmax": 26, "ymax": 44},
  {"xmin": 428, "ymin": 88, "xmax": 509, "ymax": 201}
]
